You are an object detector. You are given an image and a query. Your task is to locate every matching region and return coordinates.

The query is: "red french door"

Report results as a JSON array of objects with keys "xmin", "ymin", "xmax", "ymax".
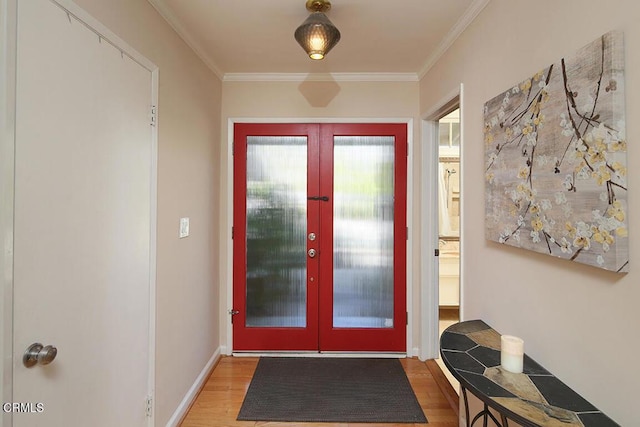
[{"xmin": 233, "ymin": 123, "xmax": 407, "ymax": 352}]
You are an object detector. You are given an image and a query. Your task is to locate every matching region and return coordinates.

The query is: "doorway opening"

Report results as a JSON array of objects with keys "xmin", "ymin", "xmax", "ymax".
[
  {"xmin": 435, "ymin": 108, "xmax": 461, "ymax": 390},
  {"xmin": 437, "ymin": 109, "xmax": 460, "ymax": 319}
]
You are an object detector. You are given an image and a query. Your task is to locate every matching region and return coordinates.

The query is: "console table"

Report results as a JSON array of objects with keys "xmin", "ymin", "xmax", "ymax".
[{"xmin": 440, "ymin": 320, "xmax": 619, "ymax": 427}]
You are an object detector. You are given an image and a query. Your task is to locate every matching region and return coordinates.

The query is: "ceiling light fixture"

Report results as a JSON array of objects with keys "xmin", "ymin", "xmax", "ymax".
[{"xmin": 294, "ymin": 0, "xmax": 341, "ymax": 60}]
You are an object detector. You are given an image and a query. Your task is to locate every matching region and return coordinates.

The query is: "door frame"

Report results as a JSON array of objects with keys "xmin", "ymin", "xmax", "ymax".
[
  {"xmin": 224, "ymin": 118, "xmax": 414, "ymax": 356},
  {"xmin": 1, "ymin": 0, "xmax": 18, "ymax": 423},
  {"xmin": 0, "ymin": 1, "xmax": 159, "ymax": 425},
  {"xmin": 420, "ymin": 84, "xmax": 464, "ymax": 361}
]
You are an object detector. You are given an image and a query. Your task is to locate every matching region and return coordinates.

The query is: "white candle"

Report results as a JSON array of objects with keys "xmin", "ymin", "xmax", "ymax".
[{"xmin": 501, "ymin": 335, "xmax": 524, "ymax": 373}]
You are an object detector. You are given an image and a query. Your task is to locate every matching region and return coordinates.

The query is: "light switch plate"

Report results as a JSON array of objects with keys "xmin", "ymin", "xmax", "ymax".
[{"xmin": 179, "ymin": 217, "xmax": 190, "ymax": 238}]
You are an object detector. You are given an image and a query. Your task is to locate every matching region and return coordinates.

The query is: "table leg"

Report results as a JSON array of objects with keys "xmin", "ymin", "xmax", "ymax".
[
  {"xmin": 466, "ymin": 401, "xmax": 507, "ymax": 427},
  {"xmin": 486, "ymin": 408, "xmax": 502, "ymax": 426},
  {"xmin": 462, "ymin": 387, "xmax": 471, "ymax": 427},
  {"xmin": 462, "ymin": 387, "xmax": 509, "ymax": 427},
  {"xmin": 483, "ymin": 403, "xmax": 489, "ymax": 427}
]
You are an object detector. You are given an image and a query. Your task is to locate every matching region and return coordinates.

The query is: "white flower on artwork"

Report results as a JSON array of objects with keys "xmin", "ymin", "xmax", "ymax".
[{"xmin": 484, "ymin": 31, "xmax": 628, "ymax": 272}]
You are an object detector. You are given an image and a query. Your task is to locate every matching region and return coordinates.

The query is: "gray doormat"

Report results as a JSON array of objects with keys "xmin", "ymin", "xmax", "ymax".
[{"xmin": 237, "ymin": 357, "xmax": 428, "ymax": 423}]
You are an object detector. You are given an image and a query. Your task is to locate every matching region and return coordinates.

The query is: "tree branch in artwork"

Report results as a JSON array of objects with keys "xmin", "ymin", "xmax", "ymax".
[{"xmin": 484, "ymin": 32, "xmax": 628, "ymax": 271}]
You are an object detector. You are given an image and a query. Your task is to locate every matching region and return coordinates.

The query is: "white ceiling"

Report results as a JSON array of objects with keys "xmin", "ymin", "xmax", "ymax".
[{"xmin": 148, "ymin": 0, "xmax": 490, "ymax": 80}]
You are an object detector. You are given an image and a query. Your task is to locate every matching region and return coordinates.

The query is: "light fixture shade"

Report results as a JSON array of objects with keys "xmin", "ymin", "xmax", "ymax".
[{"xmin": 294, "ymin": 12, "xmax": 341, "ymax": 60}]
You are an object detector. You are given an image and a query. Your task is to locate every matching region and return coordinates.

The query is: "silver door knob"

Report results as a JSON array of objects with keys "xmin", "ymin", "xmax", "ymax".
[
  {"xmin": 308, "ymin": 248, "xmax": 316, "ymax": 258},
  {"xmin": 23, "ymin": 343, "xmax": 58, "ymax": 368}
]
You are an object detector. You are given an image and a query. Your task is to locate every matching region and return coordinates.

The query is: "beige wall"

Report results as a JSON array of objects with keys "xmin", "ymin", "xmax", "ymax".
[
  {"xmin": 420, "ymin": 0, "xmax": 639, "ymax": 424},
  {"xmin": 65, "ymin": 0, "xmax": 222, "ymax": 425},
  {"xmin": 220, "ymin": 79, "xmax": 422, "ymax": 351}
]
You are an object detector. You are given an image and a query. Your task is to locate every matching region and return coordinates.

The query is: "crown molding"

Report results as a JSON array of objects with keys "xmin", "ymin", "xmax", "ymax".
[
  {"xmin": 417, "ymin": 0, "xmax": 491, "ymax": 80},
  {"xmin": 148, "ymin": 0, "xmax": 488, "ymax": 83},
  {"xmin": 147, "ymin": 0, "xmax": 224, "ymax": 79},
  {"xmin": 223, "ymin": 72, "xmax": 419, "ymax": 83}
]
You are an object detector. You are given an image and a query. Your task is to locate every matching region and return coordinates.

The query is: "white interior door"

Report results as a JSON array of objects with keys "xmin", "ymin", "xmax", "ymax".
[{"xmin": 13, "ymin": 0, "xmax": 154, "ymax": 425}]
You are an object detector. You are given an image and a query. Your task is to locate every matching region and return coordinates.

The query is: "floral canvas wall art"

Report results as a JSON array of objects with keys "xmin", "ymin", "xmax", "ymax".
[{"xmin": 484, "ymin": 31, "xmax": 628, "ymax": 273}]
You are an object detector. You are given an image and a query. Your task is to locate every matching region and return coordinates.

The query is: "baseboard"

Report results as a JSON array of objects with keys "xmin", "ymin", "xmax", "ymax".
[
  {"xmin": 165, "ymin": 347, "xmax": 222, "ymax": 427},
  {"xmin": 425, "ymin": 359, "xmax": 459, "ymax": 418}
]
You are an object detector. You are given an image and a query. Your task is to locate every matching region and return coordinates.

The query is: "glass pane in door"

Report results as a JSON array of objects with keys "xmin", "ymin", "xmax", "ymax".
[
  {"xmin": 333, "ymin": 136, "xmax": 395, "ymax": 328},
  {"xmin": 245, "ymin": 136, "xmax": 307, "ymax": 327}
]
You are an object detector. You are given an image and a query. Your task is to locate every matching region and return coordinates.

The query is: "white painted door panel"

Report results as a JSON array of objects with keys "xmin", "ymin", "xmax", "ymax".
[{"xmin": 14, "ymin": 0, "xmax": 152, "ymax": 425}]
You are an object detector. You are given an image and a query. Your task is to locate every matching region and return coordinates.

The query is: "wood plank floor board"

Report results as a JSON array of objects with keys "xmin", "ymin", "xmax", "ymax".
[{"xmin": 180, "ymin": 357, "xmax": 458, "ymax": 427}]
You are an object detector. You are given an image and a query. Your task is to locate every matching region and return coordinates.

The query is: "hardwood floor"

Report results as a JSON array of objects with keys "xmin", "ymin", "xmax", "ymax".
[{"xmin": 180, "ymin": 356, "xmax": 458, "ymax": 427}]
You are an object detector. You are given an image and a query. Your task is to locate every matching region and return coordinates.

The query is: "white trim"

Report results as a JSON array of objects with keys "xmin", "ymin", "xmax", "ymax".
[
  {"xmin": 220, "ymin": 344, "xmax": 230, "ymax": 356},
  {"xmin": 147, "ymin": 1, "xmax": 488, "ymax": 82},
  {"xmin": 418, "ymin": 0, "xmax": 490, "ymax": 79},
  {"xmin": 147, "ymin": 68, "xmax": 159, "ymax": 426},
  {"xmin": 406, "ymin": 118, "xmax": 415, "ymax": 356},
  {"xmin": 146, "ymin": 0, "xmax": 224, "ymax": 79},
  {"xmin": 225, "ymin": 118, "xmax": 415, "ymax": 355},
  {"xmin": 165, "ymin": 348, "xmax": 222, "ymax": 427},
  {"xmin": 224, "ymin": 118, "xmax": 234, "ymax": 356},
  {"xmin": 223, "ymin": 73, "xmax": 419, "ymax": 83},
  {"xmin": 458, "ymin": 85, "xmax": 466, "ymax": 322},
  {"xmin": 233, "ymin": 352, "xmax": 406, "ymax": 358},
  {"xmin": 420, "ymin": 85, "xmax": 464, "ymax": 361},
  {"xmin": 419, "ymin": 119, "xmax": 440, "ymax": 361},
  {"xmin": 422, "ymin": 86, "xmax": 464, "ymax": 123},
  {"xmin": 228, "ymin": 117, "xmax": 412, "ymax": 125},
  {"xmin": 0, "ymin": 1, "xmax": 17, "ymax": 426}
]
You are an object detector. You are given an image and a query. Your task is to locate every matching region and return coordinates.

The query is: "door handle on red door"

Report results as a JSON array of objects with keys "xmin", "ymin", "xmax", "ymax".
[
  {"xmin": 308, "ymin": 248, "xmax": 317, "ymax": 258},
  {"xmin": 23, "ymin": 343, "xmax": 57, "ymax": 368}
]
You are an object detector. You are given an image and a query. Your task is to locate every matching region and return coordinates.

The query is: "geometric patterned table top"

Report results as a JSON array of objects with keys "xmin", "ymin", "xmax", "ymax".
[{"xmin": 440, "ymin": 320, "xmax": 620, "ymax": 427}]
